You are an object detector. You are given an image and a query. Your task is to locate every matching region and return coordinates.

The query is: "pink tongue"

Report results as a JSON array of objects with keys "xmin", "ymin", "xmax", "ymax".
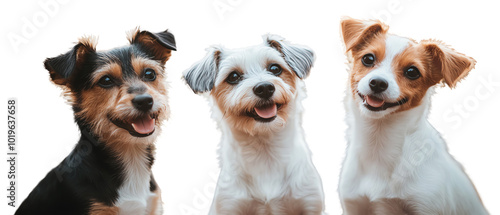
[
  {"xmin": 131, "ymin": 118, "xmax": 155, "ymax": 134},
  {"xmin": 365, "ymin": 96, "xmax": 385, "ymax": 108},
  {"xmin": 254, "ymin": 104, "xmax": 278, "ymax": 119}
]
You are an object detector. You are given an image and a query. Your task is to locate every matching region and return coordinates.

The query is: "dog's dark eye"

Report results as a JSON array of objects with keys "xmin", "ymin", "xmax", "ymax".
[
  {"xmin": 143, "ymin": 68, "xmax": 156, "ymax": 81},
  {"xmin": 98, "ymin": 75, "xmax": 115, "ymax": 88},
  {"xmin": 226, "ymin": 71, "xmax": 242, "ymax": 84},
  {"xmin": 268, "ymin": 64, "xmax": 282, "ymax": 76},
  {"xmin": 362, "ymin": 54, "xmax": 376, "ymax": 67},
  {"xmin": 405, "ymin": 66, "xmax": 421, "ymax": 80}
]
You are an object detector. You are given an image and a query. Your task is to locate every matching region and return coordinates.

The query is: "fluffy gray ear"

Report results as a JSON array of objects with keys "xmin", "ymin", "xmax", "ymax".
[
  {"xmin": 183, "ymin": 46, "xmax": 222, "ymax": 93},
  {"xmin": 264, "ymin": 34, "xmax": 315, "ymax": 79}
]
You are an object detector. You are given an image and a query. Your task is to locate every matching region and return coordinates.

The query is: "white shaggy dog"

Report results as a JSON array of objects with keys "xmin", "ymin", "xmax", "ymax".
[
  {"xmin": 184, "ymin": 35, "xmax": 325, "ymax": 215},
  {"xmin": 338, "ymin": 18, "xmax": 488, "ymax": 215}
]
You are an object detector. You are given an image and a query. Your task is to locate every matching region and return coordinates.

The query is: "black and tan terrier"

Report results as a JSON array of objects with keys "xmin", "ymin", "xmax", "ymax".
[{"xmin": 15, "ymin": 29, "xmax": 176, "ymax": 215}]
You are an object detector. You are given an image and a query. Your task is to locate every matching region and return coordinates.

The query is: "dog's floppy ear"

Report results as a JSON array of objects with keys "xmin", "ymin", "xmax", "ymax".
[
  {"xmin": 341, "ymin": 17, "xmax": 389, "ymax": 52},
  {"xmin": 129, "ymin": 28, "xmax": 176, "ymax": 64},
  {"xmin": 422, "ymin": 40, "xmax": 476, "ymax": 88},
  {"xmin": 264, "ymin": 34, "xmax": 315, "ymax": 79},
  {"xmin": 44, "ymin": 36, "xmax": 97, "ymax": 86},
  {"xmin": 184, "ymin": 46, "xmax": 222, "ymax": 93}
]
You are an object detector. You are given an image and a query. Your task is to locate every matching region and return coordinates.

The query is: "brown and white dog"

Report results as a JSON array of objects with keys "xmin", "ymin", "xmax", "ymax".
[
  {"xmin": 338, "ymin": 18, "xmax": 488, "ymax": 215},
  {"xmin": 184, "ymin": 35, "xmax": 325, "ymax": 215}
]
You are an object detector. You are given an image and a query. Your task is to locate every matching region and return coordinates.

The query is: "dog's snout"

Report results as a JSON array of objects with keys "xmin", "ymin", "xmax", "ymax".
[
  {"xmin": 369, "ymin": 78, "xmax": 388, "ymax": 93},
  {"xmin": 253, "ymin": 82, "xmax": 275, "ymax": 99},
  {"xmin": 132, "ymin": 94, "xmax": 154, "ymax": 112},
  {"xmin": 127, "ymin": 85, "xmax": 146, "ymax": 94}
]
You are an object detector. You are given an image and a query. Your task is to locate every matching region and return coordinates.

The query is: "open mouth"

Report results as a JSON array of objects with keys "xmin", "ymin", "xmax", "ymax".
[
  {"xmin": 109, "ymin": 113, "xmax": 159, "ymax": 137},
  {"xmin": 358, "ymin": 93, "xmax": 408, "ymax": 112},
  {"xmin": 246, "ymin": 102, "xmax": 283, "ymax": 123}
]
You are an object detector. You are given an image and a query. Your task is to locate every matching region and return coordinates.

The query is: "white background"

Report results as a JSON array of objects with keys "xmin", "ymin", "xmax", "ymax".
[{"xmin": 1, "ymin": 0, "xmax": 499, "ymax": 214}]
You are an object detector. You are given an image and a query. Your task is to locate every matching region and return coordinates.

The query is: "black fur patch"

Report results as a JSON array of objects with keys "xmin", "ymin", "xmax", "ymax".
[{"xmin": 15, "ymin": 126, "xmax": 124, "ymax": 215}]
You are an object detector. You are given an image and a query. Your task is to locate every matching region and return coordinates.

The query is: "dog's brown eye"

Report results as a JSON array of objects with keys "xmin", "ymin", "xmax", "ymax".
[
  {"xmin": 226, "ymin": 71, "xmax": 241, "ymax": 84},
  {"xmin": 98, "ymin": 75, "xmax": 115, "ymax": 88},
  {"xmin": 405, "ymin": 66, "xmax": 421, "ymax": 80},
  {"xmin": 143, "ymin": 68, "xmax": 156, "ymax": 81},
  {"xmin": 268, "ymin": 64, "xmax": 282, "ymax": 76},
  {"xmin": 362, "ymin": 54, "xmax": 376, "ymax": 67}
]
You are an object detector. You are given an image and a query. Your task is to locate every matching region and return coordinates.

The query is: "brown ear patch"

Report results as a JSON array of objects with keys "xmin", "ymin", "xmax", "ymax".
[
  {"xmin": 127, "ymin": 28, "xmax": 176, "ymax": 64},
  {"xmin": 421, "ymin": 39, "xmax": 476, "ymax": 88},
  {"xmin": 267, "ymin": 39, "xmax": 283, "ymax": 53},
  {"xmin": 341, "ymin": 18, "xmax": 389, "ymax": 52},
  {"xmin": 136, "ymin": 33, "xmax": 172, "ymax": 63}
]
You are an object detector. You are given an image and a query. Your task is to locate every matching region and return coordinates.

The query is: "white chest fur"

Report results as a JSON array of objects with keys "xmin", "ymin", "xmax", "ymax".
[
  {"xmin": 114, "ymin": 145, "xmax": 158, "ymax": 215},
  {"xmin": 214, "ymin": 102, "xmax": 324, "ymax": 202},
  {"xmin": 340, "ymin": 91, "xmax": 488, "ymax": 214}
]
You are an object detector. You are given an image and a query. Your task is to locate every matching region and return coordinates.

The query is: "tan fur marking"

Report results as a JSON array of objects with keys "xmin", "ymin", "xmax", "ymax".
[
  {"xmin": 217, "ymin": 195, "xmax": 321, "ymax": 215},
  {"xmin": 391, "ymin": 44, "xmax": 440, "ymax": 112},
  {"xmin": 92, "ymin": 63, "xmax": 122, "ymax": 85},
  {"xmin": 372, "ymin": 198, "xmax": 416, "ymax": 215},
  {"xmin": 149, "ymin": 189, "xmax": 163, "ymax": 215},
  {"xmin": 89, "ymin": 201, "xmax": 119, "ymax": 215},
  {"xmin": 344, "ymin": 196, "xmax": 415, "ymax": 215},
  {"xmin": 78, "ymin": 36, "xmax": 98, "ymax": 51},
  {"xmin": 349, "ymin": 34, "xmax": 387, "ymax": 98},
  {"xmin": 341, "ymin": 18, "xmax": 389, "ymax": 52},
  {"xmin": 131, "ymin": 56, "xmax": 165, "ymax": 77},
  {"xmin": 126, "ymin": 28, "xmax": 141, "ymax": 44},
  {"xmin": 344, "ymin": 196, "xmax": 373, "ymax": 215}
]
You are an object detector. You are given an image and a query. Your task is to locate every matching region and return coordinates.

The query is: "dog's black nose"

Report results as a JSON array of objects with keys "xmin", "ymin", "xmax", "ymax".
[
  {"xmin": 253, "ymin": 82, "xmax": 275, "ymax": 99},
  {"xmin": 132, "ymin": 94, "xmax": 153, "ymax": 112},
  {"xmin": 369, "ymin": 78, "xmax": 388, "ymax": 93}
]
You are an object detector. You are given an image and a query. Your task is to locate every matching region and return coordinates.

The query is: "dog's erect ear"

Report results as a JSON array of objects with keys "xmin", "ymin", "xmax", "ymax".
[
  {"xmin": 129, "ymin": 28, "xmax": 176, "ymax": 64},
  {"xmin": 44, "ymin": 37, "xmax": 97, "ymax": 86},
  {"xmin": 422, "ymin": 40, "xmax": 476, "ymax": 88},
  {"xmin": 264, "ymin": 34, "xmax": 315, "ymax": 79},
  {"xmin": 184, "ymin": 46, "xmax": 222, "ymax": 94},
  {"xmin": 341, "ymin": 17, "xmax": 389, "ymax": 52}
]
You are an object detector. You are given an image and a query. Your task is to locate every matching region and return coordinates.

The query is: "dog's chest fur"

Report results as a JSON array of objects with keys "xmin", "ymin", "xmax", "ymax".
[
  {"xmin": 341, "ymin": 91, "xmax": 489, "ymax": 214},
  {"xmin": 219, "ymin": 111, "xmax": 321, "ymax": 201},
  {"xmin": 114, "ymin": 145, "xmax": 158, "ymax": 214},
  {"xmin": 341, "ymin": 94, "xmax": 430, "ymax": 200},
  {"xmin": 230, "ymin": 135, "xmax": 296, "ymax": 199}
]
